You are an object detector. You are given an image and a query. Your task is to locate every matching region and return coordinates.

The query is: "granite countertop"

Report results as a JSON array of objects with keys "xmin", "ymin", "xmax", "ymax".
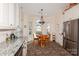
[{"xmin": 0, "ymin": 37, "xmax": 26, "ymax": 56}]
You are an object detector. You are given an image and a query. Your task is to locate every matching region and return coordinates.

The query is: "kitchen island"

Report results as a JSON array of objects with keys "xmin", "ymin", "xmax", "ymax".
[{"xmin": 0, "ymin": 37, "xmax": 27, "ymax": 56}]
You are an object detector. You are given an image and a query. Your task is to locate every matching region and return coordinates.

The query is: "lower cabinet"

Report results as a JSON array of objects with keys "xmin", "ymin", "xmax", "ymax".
[
  {"xmin": 15, "ymin": 45, "xmax": 23, "ymax": 56},
  {"xmin": 14, "ymin": 40, "xmax": 27, "ymax": 56}
]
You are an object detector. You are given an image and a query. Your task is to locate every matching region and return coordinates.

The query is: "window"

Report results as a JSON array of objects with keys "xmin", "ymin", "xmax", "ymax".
[
  {"xmin": 46, "ymin": 23, "xmax": 50, "ymax": 34},
  {"xmin": 35, "ymin": 20, "xmax": 42, "ymax": 34},
  {"xmin": 29, "ymin": 21, "xmax": 32, "ymax": 35}
]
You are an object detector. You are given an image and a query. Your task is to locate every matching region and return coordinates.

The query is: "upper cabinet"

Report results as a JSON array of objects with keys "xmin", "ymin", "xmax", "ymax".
[
  {"xmin": 0, "ymin": 4, "xmax": 9, "ymax": 26},
  {"xmin": 15, "ymin": 4, "xmax": 20, "ymax": 27},
  {"xmin": 8, "ymin": 4, "xmax": 15, "ymax": 27},
  {"xmin": 0, "ymin": 3, "xmax": 20, "ymax": 30}
]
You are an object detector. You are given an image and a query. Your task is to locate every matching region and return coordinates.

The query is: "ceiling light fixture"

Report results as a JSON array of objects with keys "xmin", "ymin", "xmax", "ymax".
[{"xmin": 39, "ymin": 9, "xmax": 45, "ymax": 25}]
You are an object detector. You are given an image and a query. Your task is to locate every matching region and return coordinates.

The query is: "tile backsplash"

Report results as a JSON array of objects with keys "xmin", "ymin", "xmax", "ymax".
[{"xmin": 0, "ymin": 31, "xmax": 14, "ymax": 43}]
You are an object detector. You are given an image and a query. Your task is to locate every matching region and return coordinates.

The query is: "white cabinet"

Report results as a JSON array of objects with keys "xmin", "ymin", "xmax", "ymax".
[
  {"xmin": 0, "ymin": 4, "xmax": 3, "ymax": 26},
  {"xmin": 15, "ymin": 4, "xmax": 20, "ymax": 27},
  {"xmin": 0, "ymin": 3, "xmax": 9, "ymax": 26},
  {"xmin": 8, "ymin": 4, "xmax": 15, "ymax": 27},
  {"xmin": 22, "ymin": 40, "xmax": 27, "ymax": 56},
  {"xmin": 0, "ymin": 3, "xmax": 17, "ymax": 30},
  {"xmin": 8, "ymin": 3, "xmax": 20, "ymax": 28}
]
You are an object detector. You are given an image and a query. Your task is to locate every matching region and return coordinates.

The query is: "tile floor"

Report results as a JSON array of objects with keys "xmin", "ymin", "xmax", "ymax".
[{"xmin": 27, "ymin": 41, "xmax": 71, "ymax": 56}]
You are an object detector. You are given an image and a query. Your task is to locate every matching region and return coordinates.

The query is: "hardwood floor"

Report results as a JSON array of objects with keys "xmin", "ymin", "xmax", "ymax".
[{"xmin": 27, "ymin": 41, "xmax": 71, "ymax": 56}]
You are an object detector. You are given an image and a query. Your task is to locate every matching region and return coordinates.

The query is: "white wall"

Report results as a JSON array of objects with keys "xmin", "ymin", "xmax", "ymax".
[
  {"xmin": 22, "ymin": 13, "xmax": 63, "ymax": 42},
  {"xmin": 42, "ymin": 16, "xmax": 56, "ymax": 41},
  {"xmin": 54, "ymin": 13, "xmax": 64, "ymax": 46},
  {"xmin": 22, "ymin": 15, "xmax": 29, "ymax": 37},
  {"xmin": 22, "ymin": 15, "xmax": 57, "ymax": 42},
  {"xmin": 22, "ymin": 13, "xmax": 32, "ymax": 42},
  {"xmin": 64, "ymin": 4, "xmax": 79, "ymax": 22}
]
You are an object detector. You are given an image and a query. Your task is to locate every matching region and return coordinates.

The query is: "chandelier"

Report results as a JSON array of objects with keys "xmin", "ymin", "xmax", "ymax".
[{"xmin": 39, "ymin": 9, "xmax": 45, "ymax": 25}]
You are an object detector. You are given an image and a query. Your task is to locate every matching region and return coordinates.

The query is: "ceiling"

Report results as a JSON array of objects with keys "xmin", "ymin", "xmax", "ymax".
[{"xmin": 20, "ymin": 3, "xmax": 68, "ymax": 17}]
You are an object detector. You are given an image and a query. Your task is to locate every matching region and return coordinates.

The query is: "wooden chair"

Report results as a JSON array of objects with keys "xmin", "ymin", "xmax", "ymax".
[{"xmin": 32, "ymin": 33, "xmax": 38, "ymax": 46}]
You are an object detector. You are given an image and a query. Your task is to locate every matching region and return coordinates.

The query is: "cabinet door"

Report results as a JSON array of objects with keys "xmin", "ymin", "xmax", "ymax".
[
  {"xmin": 8, "ymin": 3, "xmax": 15, "ymax": 27},
  {"xmin": 0, "ymin": 3, "xmax": 9, "ymax": 26},
  {"xmin": 0, "ymin": 3, "xmax": 16, "ymax": 29},
  {"xmin": 15, "ymin": 4, "xmax": 20, "ymax": 27},
  {"xmin": 0, "ymin": 4, "xmax": 3, "ymax": 26},
  {"xmin": 15, "ymin": 45, "xmax": 23, "ymax": 56}
]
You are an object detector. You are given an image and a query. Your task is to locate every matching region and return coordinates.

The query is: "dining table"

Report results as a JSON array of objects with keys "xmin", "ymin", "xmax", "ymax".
[{"xmin": 37, "ymin": 34, "xmax": 49, "ymax": 48}]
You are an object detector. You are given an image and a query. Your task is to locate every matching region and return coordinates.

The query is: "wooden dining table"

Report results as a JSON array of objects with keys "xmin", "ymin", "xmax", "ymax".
[{"xmin": 37, "ymin": 34, "xmax": 49, "ymax": 47}]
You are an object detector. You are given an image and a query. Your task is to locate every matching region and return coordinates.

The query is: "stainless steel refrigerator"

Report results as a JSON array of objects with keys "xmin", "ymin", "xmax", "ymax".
[{"xmin": 63, "ymin": 19, "xmax": 79, "ymax": 56}]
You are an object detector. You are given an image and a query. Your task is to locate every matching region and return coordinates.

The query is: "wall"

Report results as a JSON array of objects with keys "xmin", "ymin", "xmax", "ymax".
[
  {"xmin": 64, "ymin": 4, "xmax": 79, "ymax": 22},
  {"xmin": 42, "ymin": 16, "xmax": 56, "ymax": 41},
  {"xmin": 47, "ymin": 9, "xmax": 65, "ymax": 46},
  {"xmin": 54, "ymin": 12, "xmax": 64, "ymax": 46},
  {"xmin": 22, "ymin": 15, "xmax": 57, "ymax": 42},
  {"xmin": 22, "ymin": 12, "xmax": 34, "ymax": 42},
  {"xmin": 22, "ymin": 12, "xmax": 63, "ymax": 42},
  {"xmin": 22, "ymin": 14, "xmax": 29, "ymax": 41}
]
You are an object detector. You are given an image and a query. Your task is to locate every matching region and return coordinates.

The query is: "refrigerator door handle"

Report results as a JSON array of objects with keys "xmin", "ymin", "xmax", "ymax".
[{"xmin": 63, "ymin": 32, "xmax": 65, "ymax": 37}]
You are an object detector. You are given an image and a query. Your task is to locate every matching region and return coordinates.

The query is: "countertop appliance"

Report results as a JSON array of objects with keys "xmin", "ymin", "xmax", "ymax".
[{"xmin": 10, "ymin": 33, "xmax": 16, "ymax": 40}]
